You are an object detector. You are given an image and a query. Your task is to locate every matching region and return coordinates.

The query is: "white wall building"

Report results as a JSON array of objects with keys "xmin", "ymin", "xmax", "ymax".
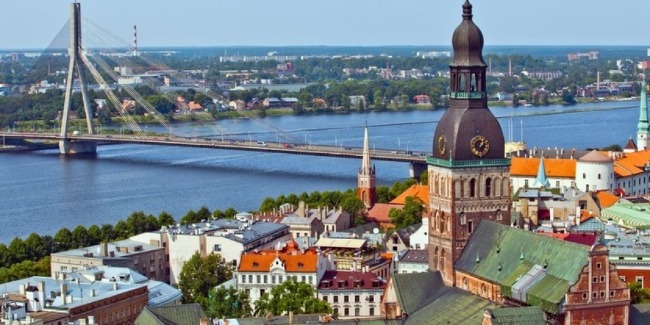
[
  {"xmin": 575, "ymin": 150, "xmax": 615, "ymax": 192},
  {"xmin": 236, "ymin": 241, "xmax": 333, "ymax": 304},
  {"xmin": 317, "ymin": 270, "xmax": 386, "ymax": 318},
  {"xmin": 130, "ymin": 219, "xmax": 290, "ymax": 285}
]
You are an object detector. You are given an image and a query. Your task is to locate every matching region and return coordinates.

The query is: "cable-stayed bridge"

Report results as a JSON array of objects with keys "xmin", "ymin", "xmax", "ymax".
[{"xmin": 2, "ymin": 3, "xmax": 429, "ymax": 177}]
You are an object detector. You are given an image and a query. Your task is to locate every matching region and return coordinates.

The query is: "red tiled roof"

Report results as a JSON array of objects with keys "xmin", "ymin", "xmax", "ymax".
[
  {"xmin": 390, "ymin": 185, "xmax": 429, "ymax": 206},
  {"xmin": 510, "ymin": 157, "xmax": 576, "ymax": 178},
  {"xmin": 596, "ymin": 191, "xmax": 620, "ymax": 209},
  {"xmin": 536, "ymin": 232, "xmax": 597, "ymax": 246},
  {"xmin": 238, "ymin": 250, "xmax": 318, "ymax": 273},
  {"xmin": 318, "ymin": 270, "xmax": 386, "ymax": 290}
]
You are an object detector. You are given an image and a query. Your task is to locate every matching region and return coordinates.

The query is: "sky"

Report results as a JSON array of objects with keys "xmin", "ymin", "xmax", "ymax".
[{"xmin": 2, "ymin": 0, "xmax": 650, "ymax": 50}]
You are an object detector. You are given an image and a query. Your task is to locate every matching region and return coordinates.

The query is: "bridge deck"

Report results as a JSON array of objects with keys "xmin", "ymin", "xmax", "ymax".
[{"xmin": 1, "ymin": 132, "xmax": 428, "ymax": 164}]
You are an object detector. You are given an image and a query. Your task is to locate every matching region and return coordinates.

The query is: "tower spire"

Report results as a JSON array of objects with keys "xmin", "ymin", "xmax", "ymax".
[
  {"xmin": 358, "ymin": 123, "xmax": 376, "ymax": 208},
  {"xmin": 362, "ymin": 122, "xmax": 371, "ymax": 170},
  {"xmin": 637, "ymin": 74, "xmax": 649, "ymax": 150},
  {"xmin": 532, "ymin": 156, "xmax": 550, "ymax": 188}
]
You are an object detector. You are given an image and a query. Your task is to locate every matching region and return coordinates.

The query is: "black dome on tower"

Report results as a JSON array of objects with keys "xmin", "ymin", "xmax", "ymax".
[
  {"xmin": 451, "ymin": 1, "xmax": 486, "ymax": 68},
  {"xmin": 431, "ymin": 0, "xmax": 504, "ymax": 162}
]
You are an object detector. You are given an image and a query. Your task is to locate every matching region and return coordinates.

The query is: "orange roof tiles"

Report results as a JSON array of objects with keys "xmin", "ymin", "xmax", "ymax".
[
  {"xmin": 510, "ymin": 157, "xmax": 576, "ymax": 178},
  {"xmin": 608, "ymin": 150, "xmax": 650, "ymax": 177},
  {"xmin": 238, "ymin": 249, "xmax": 318, "ymax": 273},
  {"xmin": 596, "ymin": 191, "xmax": 620, "ymax": 209},
  {"xmin": 188, "ymin": 101, "xmax": 203, "ymax": 110},
  {"xmin": 390, "ymin": 185, "xmax": 429, "ymax": 205}
]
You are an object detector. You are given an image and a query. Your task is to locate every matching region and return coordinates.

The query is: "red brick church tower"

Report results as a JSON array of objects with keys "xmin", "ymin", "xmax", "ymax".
[{"xmin": 427, "ymin": 0, "xmax": 512, "ymax": 286}]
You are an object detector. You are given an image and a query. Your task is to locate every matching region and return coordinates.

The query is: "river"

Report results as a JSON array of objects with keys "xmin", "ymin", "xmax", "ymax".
[{"xmin": 0, "ymin": 101, "xmax": 639, "ymax": 242}]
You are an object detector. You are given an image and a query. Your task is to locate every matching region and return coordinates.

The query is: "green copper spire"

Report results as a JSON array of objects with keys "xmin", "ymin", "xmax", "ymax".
[
  {"xmin": 638, "ymin": 76, "xmax": 649, "ymax": 133},
  {"xmin": 532, "ymin": 156, "xmax": 550, "ymax": 188}
]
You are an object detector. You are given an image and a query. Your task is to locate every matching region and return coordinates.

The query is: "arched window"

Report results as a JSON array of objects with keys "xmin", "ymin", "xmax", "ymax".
[
  {"xmin": 459, "ymin": 74, "xmax": 467, "ymax": 92},
  {"xmin": 598, "ymin": 173, "xmax": 601, "ymax": 180},
  {"xmin": 455, "ymin": 180, "xmax": 462, "ymax": 198},
  {"xmin": 469, "ymin": 178, "xmax": 476, "ymax": 197},
  {"xmin": 459, "ymin": 213, "xmax": 466, "ymax": 225},
  {"xmin": 471, "ymin": 74, "xmax": 477, "ymax": 92},
  {"xmin": 433, "ymin": 246, "xmax": 440, "ymax": 270},
  {"xmin": 485, "ymin": 178, "xmax": 492, "ymax": 197},
  {"xmin": 496, "ymin": 210, "xmax": 503, "ymax": 221}
]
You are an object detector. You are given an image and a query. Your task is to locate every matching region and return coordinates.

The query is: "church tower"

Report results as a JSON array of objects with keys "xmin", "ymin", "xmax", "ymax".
[
  {"xmin": 637, "ymin": 75, "xmax": 649, "ymax": 151},
  {"xmin": 358, "ymin": 124, "xmax": 376, "ymax": 208},
  {"xmin": 428, "ymin": 0, "xmax": 512, "ymax": 286}
]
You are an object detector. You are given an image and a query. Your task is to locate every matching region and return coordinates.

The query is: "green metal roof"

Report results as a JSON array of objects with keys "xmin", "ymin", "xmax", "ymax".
[
  {"xmin": 455, "ymin": 221, "xmax": 590, "ymax": 313},
  {"xmin": 601, "ymin": 203, "xmax": 650, "ymax": 230},
  {"xmin": 404, "ymin": 287, "xmax": 496, "ymax": 325},
  {"xmin": 392, "ymin": 271, "xmax": 444, "ymax": 315},
  {"xmin": 487, "ymin": 306, "xmax": 546, "ymax": 325}
]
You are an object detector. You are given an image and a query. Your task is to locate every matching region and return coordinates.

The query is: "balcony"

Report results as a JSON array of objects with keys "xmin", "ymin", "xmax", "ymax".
[{"xmin": 450, "ymin": 91, "xmax": 485, "ymax": 99}]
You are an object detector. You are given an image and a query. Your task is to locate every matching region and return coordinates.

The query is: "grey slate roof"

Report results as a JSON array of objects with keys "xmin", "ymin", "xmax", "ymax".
[
  {"xmin": 395, "ymin": 223, "xmax": 422, "ymax": 248},
  {"xmin": 631, "ymin": 303, "xmax": 650, "ymax": 325},
  {"xmin": 341, "ymin": 222, "xmax": 380, "ymax": 236},
  {"xmin": 136, "ymin": 303, "xmax": 206, "ymax": 325}
]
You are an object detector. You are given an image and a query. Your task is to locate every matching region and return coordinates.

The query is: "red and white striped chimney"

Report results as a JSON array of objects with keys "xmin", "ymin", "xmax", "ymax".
[{"xmin": 133, "ymin": 25, "xmax": 138, "ymax": 56}]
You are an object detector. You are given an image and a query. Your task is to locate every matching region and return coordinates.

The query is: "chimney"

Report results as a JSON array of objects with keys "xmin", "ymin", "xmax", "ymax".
[
  {"xmin": 37, "ymin": 281, "xmax": 46, "ymax": 310},
  {"xmin": 60, "ymin": 283, "xmax": 68, "ymax": 305},
  {"xmin": 112, "ymin": 283, "xmax": 118, "ymax": 291},
  {"xmin": 19, "ymin": 284, "xmax": 26, "ymax": 295},
  {"xmin": 100, "ymin": 242, "xmax": 109, "ymax": 257},
  {"xmin": 90, "ymin": 289, "xmax": 96, "ymax": 297}
]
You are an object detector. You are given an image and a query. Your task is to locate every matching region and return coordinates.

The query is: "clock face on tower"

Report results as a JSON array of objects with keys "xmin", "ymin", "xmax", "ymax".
[
  {"xmin": 470, "ymin": 135, "xmax": 490, "ymax": 157},
  {"xmin": 437, "ymin": 135, "xmax": 447, "ymax": 156}
]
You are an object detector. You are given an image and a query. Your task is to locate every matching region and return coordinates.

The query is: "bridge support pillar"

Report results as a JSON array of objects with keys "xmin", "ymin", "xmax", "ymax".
[
  {"xmin": 59, "ymin": 139, "xmax": 97, "ymax": 155},
  {"xmin": 409, "ymin": 162, "xmax": 428, "ymax": 180}
]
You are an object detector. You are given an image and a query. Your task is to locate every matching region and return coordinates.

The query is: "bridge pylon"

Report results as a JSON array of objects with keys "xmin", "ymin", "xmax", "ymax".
[{"xmin": 59, "ymin": 2, "xmax": 96, "ymax": 155}]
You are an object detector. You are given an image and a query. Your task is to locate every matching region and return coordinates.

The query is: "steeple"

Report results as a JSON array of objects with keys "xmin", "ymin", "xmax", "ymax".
[
  {"xmin": 361, "ymin": 122, "xmax": 371, "ymax": 171},
  {"xmin": 638, "ymin": 75, "xmax": 649, "ymax": 150},
  {"xmin": 358, "ymin": 123, "xmax": 376, "ymax": 208},
  {"xmin": 532, "ymin": 156, "xmax": 550, "ymax": 188}
]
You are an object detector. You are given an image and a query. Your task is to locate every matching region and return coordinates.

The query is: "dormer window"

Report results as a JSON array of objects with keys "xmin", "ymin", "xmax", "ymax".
[
  {"xmin": 298, "ymin": 262, "xmax": 304, "ymax": 268},
  {"xmin": 252, "ymin": 262, "xmax": 259, "ymax": 267},
  {"xmin": 338, "ymin": 280, "xmax": 345, "ymax": 288}
]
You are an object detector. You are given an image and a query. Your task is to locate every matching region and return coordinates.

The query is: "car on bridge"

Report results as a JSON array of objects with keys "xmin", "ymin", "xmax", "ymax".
[{"xmin": 257, "ymin": 141, "xmax": 267, "ymax": 146}]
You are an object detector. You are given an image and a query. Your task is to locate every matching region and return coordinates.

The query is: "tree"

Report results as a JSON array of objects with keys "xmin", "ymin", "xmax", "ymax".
[
  {"xmin": 224, "ymin": 207, "xmax": 238, "ymax": 219},
  {"xmin": 389, "ymin": 196, "xmax": 425, "ymax": 229},
  {"xmin": 157, "ymin": 211, "xmax": 176, "ymax": 227},
  {"xmin": 419, "ymin": 170, "xmax": 429, "ymax": 185},
  {"xmin": 204, "ymin": 287, "xmax": 252, "ymax": 319},
  {"xmin": 254, "ymin": 278, "xmax": 331, "ymax": 316},
  {"xmin": 630, "ymin": 282, "xmax": 650, "ymax": 304},
  {"xmin": 259, "ymin": 197, "xmax": 278, "ymax": 212},
  {"xmin": 340, "ymin": 194, "xmax": 367, "ymax": 227},
  {"xmin": 178, "ymin": 252, "xmax": 234, "ymax": 304}
]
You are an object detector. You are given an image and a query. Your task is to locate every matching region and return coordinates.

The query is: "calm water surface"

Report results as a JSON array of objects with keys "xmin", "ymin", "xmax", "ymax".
[{"xmin": 0, "ymin": 101, "xmax": 639, "ymax": 242}]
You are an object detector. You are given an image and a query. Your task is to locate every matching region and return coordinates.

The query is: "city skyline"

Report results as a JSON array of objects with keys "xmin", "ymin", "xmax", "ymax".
[{"xmin": 2, "ymin": 0, "xmax": 650, "ymax": 50}]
